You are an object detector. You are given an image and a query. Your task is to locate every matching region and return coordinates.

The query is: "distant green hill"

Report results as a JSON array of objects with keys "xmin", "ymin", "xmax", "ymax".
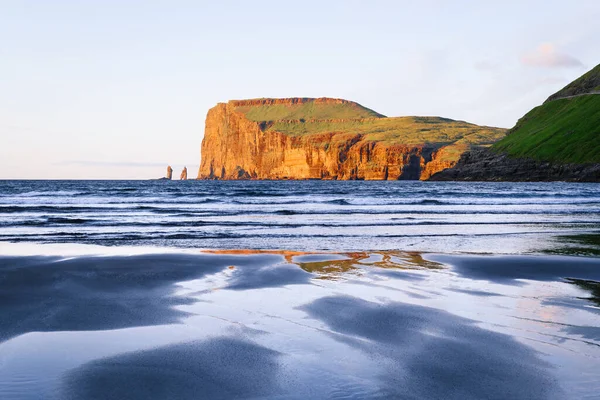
[{"xmin": 492, "ymin": 64, "xmax": 600, "ymax": 164}]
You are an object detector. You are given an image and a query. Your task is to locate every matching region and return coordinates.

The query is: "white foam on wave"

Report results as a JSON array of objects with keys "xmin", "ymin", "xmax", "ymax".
[{"xmin": 0, "ymin": 241, "xmax": 203, "ymax": 257}]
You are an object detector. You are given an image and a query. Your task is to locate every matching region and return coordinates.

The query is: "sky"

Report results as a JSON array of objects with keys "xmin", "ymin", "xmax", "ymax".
[{"xmin": 0, "ymin": 0, "xmax": 598, "ymax": 179}]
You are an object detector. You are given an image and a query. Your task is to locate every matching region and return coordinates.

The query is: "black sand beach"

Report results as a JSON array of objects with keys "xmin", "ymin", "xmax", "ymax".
[{"xmin": 1, "ymin": 248, "xmax": 599, "ymax": 399}]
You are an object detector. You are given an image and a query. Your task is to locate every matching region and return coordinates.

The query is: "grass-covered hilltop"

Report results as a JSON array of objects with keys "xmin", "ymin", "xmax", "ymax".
[
  {"xmin": 493, "ymin": 95, "xmax": 599, "ymax": 163},
  {"xmin": 198, "ymin": 98, "xmax": 505, "ymax": 180},
  {"xmin": 236, "ymin": 99, "xmax": 503, "ymax": 145},
  {"xmin": 494, "ymin": 64, "xmax": 600, "ymax": 164},
  {"xmin": 545, "ymin": 64, "xmax": 600, "ymax": 103},
  {"xmin": 432, "ymin": 63, "xmax": 600, "ymax": 181},
  {"xmin": 233, "ymin": 97, "xmax": 385, "ymax": 120}
]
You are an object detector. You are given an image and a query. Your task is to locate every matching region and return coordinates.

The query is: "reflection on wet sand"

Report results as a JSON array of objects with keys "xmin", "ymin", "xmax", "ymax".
[
  {"xmin": 295, "ymin": 251, "xmax": 445, "ymax": 280},
  {"xmin": 1, "ymin": 248, "xmax": 600, "ymax": 399},
  {"xmin": 63, "ymin": 337, "xmax": 283, "ymax": 400},
  {"xmin": 566, "ymin": 278, "xmax": 600, "ymax": 307},
  {"xmin": 205, "ymin": 249, "xmax": 444, "ymax": 280},
  {"xmin": 300, "ymin": 295, "xmax": 560, "ymax": 399},
  {"xmin": 545, "ymin": 233, "xmax": 600, "ymax": 257}
]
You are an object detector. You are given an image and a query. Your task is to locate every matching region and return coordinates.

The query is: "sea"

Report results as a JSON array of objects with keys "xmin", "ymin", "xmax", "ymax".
[
  {"xmin": 1, "ymin": 180, "xmax": 600, "ymax": 399},
  {"xmin": 1, "ymin": 180, "xmax": 600, "ymax": 253}
]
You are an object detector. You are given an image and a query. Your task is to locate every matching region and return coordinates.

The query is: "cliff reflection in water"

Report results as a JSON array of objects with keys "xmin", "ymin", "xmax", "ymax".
[{"xmin": 205, "ymin": 250, "xmax": 444, "ymax": 280}]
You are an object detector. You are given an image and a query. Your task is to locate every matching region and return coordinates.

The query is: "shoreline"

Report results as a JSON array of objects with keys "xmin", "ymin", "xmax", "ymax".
[{"xmin": 2, "ymin": 235, "xmax": 600, "ymax": 258}]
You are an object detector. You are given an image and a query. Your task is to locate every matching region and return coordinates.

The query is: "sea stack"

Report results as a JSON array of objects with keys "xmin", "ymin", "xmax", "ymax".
[
  {"xmin": 166, "ymin": 165, "xmax": 173, "ymax": 180},
  {"xmin": 197, "ymin": 98, "xmax": 505, "ymax": 180},
  {"xmin": 180, "ymin": 167, "xmax": 188, "ymax": 180}
]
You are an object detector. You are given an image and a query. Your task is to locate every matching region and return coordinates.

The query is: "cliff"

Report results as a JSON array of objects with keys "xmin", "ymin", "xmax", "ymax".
[{"xmin": 197, "ymin": 98, "xmax": 505, "ymax": 180}]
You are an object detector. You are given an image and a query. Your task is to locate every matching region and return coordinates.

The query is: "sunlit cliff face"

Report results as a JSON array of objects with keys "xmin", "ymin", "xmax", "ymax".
[{"xmin": 198, "ymin": 98, "xmax": 505, "ymax": 181}]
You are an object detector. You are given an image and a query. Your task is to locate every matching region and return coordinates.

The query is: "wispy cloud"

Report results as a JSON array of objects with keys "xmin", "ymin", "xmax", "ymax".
[
  {"xmin": 520, "ymin": 43, "xmax": 583, "ymax": 68},
  {"xmin": 474, "ymin": 60, "xmax": 499, "ymax": 71},
  {"xmin": 55, "ymin": 161, "xmax": 170, "ymax": 168}
]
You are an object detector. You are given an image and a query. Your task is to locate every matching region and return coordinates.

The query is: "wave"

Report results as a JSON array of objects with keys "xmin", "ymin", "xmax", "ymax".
[
  {"xmin": 86, "ymin": 198, "xmax": 600, "ymax": 207},
  {"xmin": 47, "ymin": 217, "xmax": 89, "ymax": 224},
  {"xmin": 2, "ymin": 204, "xmax": 600, "ymax": 218},
  {"xmin": 1, "ymin": 190, "xmax": 85, "ymax": 197},
  {"xmin": 111, "ymin": 188, "xmax": 138, "ymax": 192},
  {"xmin": 3, "ymin": 217, "xmax": 92, "ymax": 226},
  {"xmin": 12, "ymin": 220, "xmax": 592, "ymax": 229},
  {"xmin": 1, "ymin": 229, "xmax": 578, "ymax": 242},
  {"xmin": 0, "ymin": 206, "xmax": 104, "ymax": 214},
  {"xmin": 417, "ymin": 199, "xmax": 445, "ymax": 205},
  {"xmin": 323, "ymin": 199, "xmax": 352, "ymax": 205},
  {"xmin": 276, "ymin": 210, "xmax": 299, "ymax": 215},
  {"xmin": 2, "ymin": 180, "xmax": 600, "ymax": 250}
]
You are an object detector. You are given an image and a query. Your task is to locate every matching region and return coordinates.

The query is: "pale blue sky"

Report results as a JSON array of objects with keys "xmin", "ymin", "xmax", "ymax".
[{"xmin": 1, "ymin": 0, "xmax": 598, "ymax": 179}]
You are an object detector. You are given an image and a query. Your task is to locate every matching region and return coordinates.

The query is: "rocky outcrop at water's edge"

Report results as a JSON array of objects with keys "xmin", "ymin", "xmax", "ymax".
[{"xmin": 429, "ymin": 148, "xmax": 600, "ymax": 182}]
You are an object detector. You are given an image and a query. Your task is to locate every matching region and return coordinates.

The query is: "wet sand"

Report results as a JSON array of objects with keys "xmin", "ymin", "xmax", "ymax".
[{"xmin": 0, "ymin": 247, "xmax": 599, "ymax": 399}]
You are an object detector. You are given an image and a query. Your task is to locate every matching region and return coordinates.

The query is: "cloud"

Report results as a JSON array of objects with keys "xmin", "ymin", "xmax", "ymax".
[
  {"xmin": 520, "ymin": 43, "xmax": 583, "ymax": 68},
  {"xmin": 474, "ymin": 60, "xmax": 499, "ymax": 71},
  {"xmin": 55, "ymin": 160, "xmax": 171, "ymax": 168}
]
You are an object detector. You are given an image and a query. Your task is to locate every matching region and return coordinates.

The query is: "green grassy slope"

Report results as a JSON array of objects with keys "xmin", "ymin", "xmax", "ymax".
[
  {"xmin": 234, "ymin": 99, "xmax": 384, "ymax": 121},
  {"xmin": 492, "ymin": 95, "xmax": 600, "ymax": 163},
  {"xmin": 545, "ymin": 64, "xmax": 600, "ymax": 103},
  {"xmin": 233, "ymin": 98, "xmax": 505, "ymax": 151},
  {"xmin": 268, "ymin": 116, "xmax": 505, "ymax": 146}
]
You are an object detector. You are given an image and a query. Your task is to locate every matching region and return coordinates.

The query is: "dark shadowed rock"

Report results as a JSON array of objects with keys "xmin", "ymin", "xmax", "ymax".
[{"xmin": 429, "ymin": 148, "xmax": 600, "ymax": 182}]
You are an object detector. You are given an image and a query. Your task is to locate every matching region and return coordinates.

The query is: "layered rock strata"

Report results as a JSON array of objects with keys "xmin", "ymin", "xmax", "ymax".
[{"xmin": 198, "ymin": 98, "xmax": 505, "ymax": 180}]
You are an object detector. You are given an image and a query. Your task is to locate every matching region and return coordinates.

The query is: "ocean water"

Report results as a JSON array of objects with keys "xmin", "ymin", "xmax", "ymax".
[
  {"xmin": 1, "ymin": 180, "xmax": 600, "ymax": 399},
  {"xmin": 1, "ymin": 180, "xmax": 600, "ymax": 253}
]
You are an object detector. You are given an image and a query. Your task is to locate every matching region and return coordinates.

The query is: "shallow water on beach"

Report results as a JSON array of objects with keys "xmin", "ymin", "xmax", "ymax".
[
  {"xmin": 1, "ymin": 180, "xmax": 600, "ymax": 399},
  {"xmin": 0, "ymin": 247, "xmax": 599, "ymax": 399}
]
